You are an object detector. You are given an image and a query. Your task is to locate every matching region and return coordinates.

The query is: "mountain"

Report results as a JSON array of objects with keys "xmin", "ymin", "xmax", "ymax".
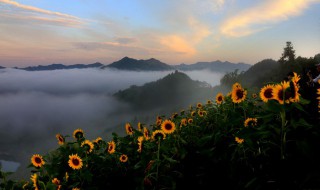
[
  {"xmin": 238, "ymin": 59, "xmax": 279, "ymax": 88},
  {"xmin": 113, "ymin": 70, "xmax": 213, "ymax": 110},
  {"xmin": 0, "ymin": 66, "xmax": 5, "ymax": 69},
  {"xmin": 174, "ymin": 60, "xmax": 251, "ymax": 73},
  {"xmin": 102, "ymin": 57, "xmax": 174, "ymax": 71},
  {"xmin": 19, "ymin": 62, "xmax": 104, "ymax": 71}
]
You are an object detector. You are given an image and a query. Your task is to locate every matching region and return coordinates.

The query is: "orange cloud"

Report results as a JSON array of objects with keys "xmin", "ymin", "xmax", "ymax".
[
  {"xmin": 220, "ymin": 0, "xmax": 319, "ymax": 37},
  {"xmin": 160, "ymin": 35, "xmax": 196, "ymax": 56},
  {"xmin": 0, "ymin": 0, "xmax": 83, "ymax": 26}
]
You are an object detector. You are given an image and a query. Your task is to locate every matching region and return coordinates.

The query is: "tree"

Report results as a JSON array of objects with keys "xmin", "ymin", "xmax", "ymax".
[
  {"xmin": 220, "ymin": 69, "xmax": 241, "ymax": 87},
  {"xmin": 314, "ymin": 53, "xmax": 320, "ymax": 62},
  {"xmin": 276, "ymin": 41, "xmax": 299, "ymax": 81},
  {"xmin": 278, "ymin": 41, "xmax": 296, "ymax": 64}
]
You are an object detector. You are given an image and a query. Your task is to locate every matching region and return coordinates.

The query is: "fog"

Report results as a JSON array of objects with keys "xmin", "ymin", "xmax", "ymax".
[{"xmin": 0, "ymin": 68, "xmax": 223, "ymax": 179}]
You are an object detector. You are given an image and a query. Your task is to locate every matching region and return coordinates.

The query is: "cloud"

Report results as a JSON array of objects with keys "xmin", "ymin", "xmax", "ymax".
[
  {"xmin": 220, "ymin": 0, "xmax": 318, "ymax": 37},
  {"xmin": 114, "ymin": 37, "xmax": 138, "ymax": 44},
  {"xmin": 157, "ymin": 18, "xmax": 211, "ymax": 58},
  {"xmin": 0, "ymin": 0, "xmax": 84, "ymax": 27},
  {"xmin": 159, "ymin": 35, "xmax": 197, "ymax": 56}
]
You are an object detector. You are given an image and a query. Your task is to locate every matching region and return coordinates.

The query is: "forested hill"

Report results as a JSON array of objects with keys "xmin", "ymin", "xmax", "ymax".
[
  {"xmin": 102, "ymin": 57, "xmax": 174, "ymax": 71},
  {"xmin": 113, "ymin": 70, "xmax": 213, "ymax": 110}
]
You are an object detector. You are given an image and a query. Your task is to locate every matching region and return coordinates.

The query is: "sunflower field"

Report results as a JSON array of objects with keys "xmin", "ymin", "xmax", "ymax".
[{"xmin": 1, "ymin": 72, "xmax": 320, "ymax": 190}]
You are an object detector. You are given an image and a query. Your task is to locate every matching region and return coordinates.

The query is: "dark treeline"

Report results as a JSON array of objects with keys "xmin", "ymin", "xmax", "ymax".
[{"xmin": 216, "ymin": 41, "xmax": 319, "ymax": 92}]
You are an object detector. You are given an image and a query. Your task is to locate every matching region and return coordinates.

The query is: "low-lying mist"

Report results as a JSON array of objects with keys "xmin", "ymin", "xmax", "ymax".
[{"xmin": 0, "ymin": 68, "xmax": 223, "ymax": 179}]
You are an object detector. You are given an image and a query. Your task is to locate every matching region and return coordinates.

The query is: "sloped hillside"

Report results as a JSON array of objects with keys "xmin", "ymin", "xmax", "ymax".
[{"xmin": 113, "ymin": 70, "xmax": 213, "ymax": 110}]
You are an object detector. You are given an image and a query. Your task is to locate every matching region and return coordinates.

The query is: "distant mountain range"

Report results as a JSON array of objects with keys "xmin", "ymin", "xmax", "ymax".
[
  {"xmin": 0, "ymin": 57, "xmax": 252, "ymax": 73},
  {"xmin": 16, "ymin": 62, "xmax": 103, "ymax": 71},
  {"xmin": 174, "ymin": 61, "xmax": 250, "ymax": 73}
]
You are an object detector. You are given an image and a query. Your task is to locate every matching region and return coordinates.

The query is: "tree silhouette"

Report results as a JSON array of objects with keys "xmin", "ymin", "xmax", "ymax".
[
  {"xmin": 278, "ymin": 41, "xmax": 296, "ymax": 64},
  {"xmin": 275, "ymin": 41, "xmax": 298, "ymax": 81}
]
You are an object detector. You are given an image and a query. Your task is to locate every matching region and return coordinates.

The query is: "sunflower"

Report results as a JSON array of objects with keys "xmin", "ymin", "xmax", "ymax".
[
  {"xmin": 272, "ymin": 81, "xmax": 291, "ymax": 104},
  {"xmin": 232, "ymin": 82, "xmax": 242, "ymax": 89},
  {"xmin": 72, "ymin": 188, "xmax": 80, "ymax": 190},
  {"xmin": 235, "ymin": 137, "xmax": 244, "ymax": 144},
  {"xmin": 73, "ymin": 128, "xmax": 84, "ymax": 140},
  {"xmin": 119, "ymin": 154, "xmax": 128, "ymax": 163},
  {"xmin": 93, "ymin": 137, "xmax": 102, "ymax": 149},
  {"xmin": 137, "ymin": 122, "xmax": 143, "ymax": 131},
  {"xmin": 231, "ymin": 85, "xmax": 247, "ymax": 103},
  {"xmin": 143, "ymin": 127, "xmax": 151, "ymax": 140},
  {"xmin": 198, "ymin": 110, "xmax": 207, "ymax": 117},
  {"xmin": 55, "ymin": 134, "xmax": 65, "ymax": 145},
  {"xmin": 65, "ymin": 172, "xmax": 69, "ymax": 182},
  {"xmin": 152, "ymin": 130, "xmax": 166, "ymax": 141},
  {"xmin": 94, "ymin": 137, "xmax": 103, "ymax": 144},
  {"xmin": 215, "ymin": 93, "xmax": 224, "ymax": 104},
  {"xmin": 191, "ymin": 111, "xmax": 196, "ymax": 117},
  {"xmin": 52, "ymin": 178, "xmax": 60, "ymax": 185},
  {"xmin": 171, "ymin": 112, "xmax": 178, "ymax": 119},
  {"xmin": 251, "ymin": 93, "xmax": 257, "ymax": 99},
  {"xmin": 292, "ymin": 72, "xmax": 301, "ymax": 85},
  {"xmin": 207, "ymin": 100, "xmax": 212, "ymax": 105},
  {"xmin": 81, "ymin": 140, "xmax": 94, "ymax": 154},
  {"xmin": 244, "ymin": 118, "xmax": 258, "ymax": 127},
  {"xmin": 196, "ymin": 102, "xmax": 202, "ymax": 109},
  {"xmin": 180, "ymin": 118, "xmax": 187, "ymax": 127},
  {"xmin": 289, "ymin": 81, "xmax": 300, "ymax": 102},
  {"xmin": 188, "ymin": 118, "xmax": 193, "ymax": 124},
  {"xmin": 31, "ymin": 154, "xmax": 45, "ymax": 168},
  {"xmin": 125, "ymin": 123, "xmax": 134, "ymax": 135},
  {"xmin": 68, "ymin": 154, "xmax": 83, "ymax": 170},
  {"xmin": 161, "ymin": 120, "xmax": 176, "ymax": 134},
  {"xmin": 259, "ymin": 84, "xmax": 274, "ymax": 102},
  {"xmin": 31, "ymin": 173, "xmax": 39, "ymax": 190},
  {"xmin": 137, "ymin": 136, "xmax": 144, "ymax": 153},
  {"xmin": 156, "ymin": 116, "xmax": 162, "ymax": 126},
  {"xmin": 107, "ymin": 141, "xmax": 116, "ymax": 154}
]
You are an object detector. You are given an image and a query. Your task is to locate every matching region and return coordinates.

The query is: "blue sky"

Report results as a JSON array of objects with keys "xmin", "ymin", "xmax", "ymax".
[{"xmin": 0, "ymin": 0, "xmax": 319, "ymax": 67}]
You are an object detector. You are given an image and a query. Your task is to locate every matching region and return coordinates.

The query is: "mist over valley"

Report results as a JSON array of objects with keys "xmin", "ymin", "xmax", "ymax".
[{"xmin": 0, "ymin": 67, "xmax": 224, "ymax": 179}]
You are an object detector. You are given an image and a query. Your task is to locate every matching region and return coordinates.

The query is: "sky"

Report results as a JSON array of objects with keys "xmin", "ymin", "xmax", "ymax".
[{"xmin": 0, "ymin": 0, "xmax": 319, "ymax": 67}]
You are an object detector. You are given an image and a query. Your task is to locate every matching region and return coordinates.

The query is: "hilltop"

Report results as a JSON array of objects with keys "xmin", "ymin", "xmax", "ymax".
[
  {"xmin": 113, "ymin": 70, "xmax": 213, "ymax": 110},
  {"xmin": 101, "ymin": 57, "xmax": 174, "ymax": 71}
]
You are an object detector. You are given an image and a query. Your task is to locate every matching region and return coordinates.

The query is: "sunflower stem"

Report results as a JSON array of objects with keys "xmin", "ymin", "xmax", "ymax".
[
  {"xmin": 156, "ymin": 137, "xmax": 161, "ymax": 186},
  {"xmin": 39, "ymin": 181, "xmax": 46, "ymax": 190},
  {"xmin": 280, "ymin": 109, "xmax": 286, "ymax": 160}
]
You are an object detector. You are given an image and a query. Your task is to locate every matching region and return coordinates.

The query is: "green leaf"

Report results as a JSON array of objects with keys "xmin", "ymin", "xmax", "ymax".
[{"xmin": 163, "ymin": 155, "xmax": 179, "ymax": 164}]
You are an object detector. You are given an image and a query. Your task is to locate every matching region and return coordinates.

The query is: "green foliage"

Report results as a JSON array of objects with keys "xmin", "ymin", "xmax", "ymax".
[
  {"xmin": 113, "ymin": 70, "xmax": 213, "ymax": 110},
  {"xmin": 220, "ymin": 69, "xmax": 242, "ymax": 87},
  {"xmin": 238, "ymin": 59, "xmax": 278, "ymax": 88},
  {"xmin": 3, "ymin": 74, "xmax": 320, "ymax": 189}
]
